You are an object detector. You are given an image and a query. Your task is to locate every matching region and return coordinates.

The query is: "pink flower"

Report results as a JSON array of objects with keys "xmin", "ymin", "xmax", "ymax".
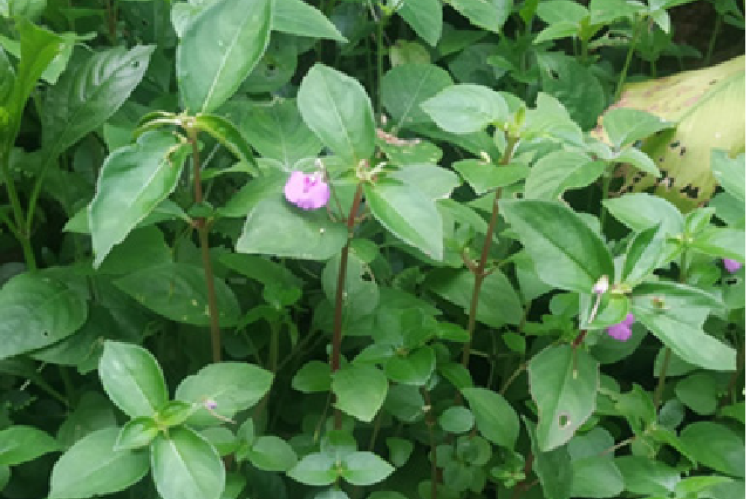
[
  {"xmin": 606, "ymin": 313, "xmax": 634, "ymax": 342},
  {"xmin": 722, "ymin": 259, "xmax": 742, "ymax": 274},
  {"xmin": 284, "ymin": 171, "xmax": 330, "ymax": 210}
]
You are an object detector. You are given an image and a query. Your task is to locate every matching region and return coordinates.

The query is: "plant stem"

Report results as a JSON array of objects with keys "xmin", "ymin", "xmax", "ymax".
[
  {"xmin": 331, "ymin": 182, "xmax": 364, "ymax": 429},
  {"xmin": 500, "ymin": 362, "xmax": 527, "ymax": 396},
  {"xmin": 375, "ymin": 13, "xmax": 387, "ymax": 116},
  {"xmin": 269, "ymin": 323, "xmax": 280, "ymax": 373},
  {"xmin": 704, "ymin": 15, "xmax": 721, "ymax": 65},
  {"xmin": 460, "ymin": 136, "xmax": 518, "ymax": 368},
  {"xmin": 615, "ymin": 17, "xmax": 640, "ymax": 99},
  {"xmin": 0, "ymin": 153, "xmax": 36, "ymax": 271},
  {"xmin": 187, "ymin": 126, "xmax": 222, "ymax": 363},
  {"xmin": 653, "ymin": 347, "xmax": 671, "ymax": 408},
  {"xmin": 599, "ymin": 170, "xmax": 612, "ymax": 229},
  {"xmin": 421, "ymin": 386, "xmax": 439, "ymax": 499}
]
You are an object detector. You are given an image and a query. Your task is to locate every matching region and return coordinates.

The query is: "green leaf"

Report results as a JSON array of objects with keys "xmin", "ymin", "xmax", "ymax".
[
  {"xmin": 237, "ymin": 99, "xmax": 322, "ymax": 167},
  {"xmin": 292, "ymin": 360, "xmax": 332, "ymax": 393},
  {"xmin": 446, "ymin": 0, "xmax": 512, "ymax": 32},
  {"xmin": 453, "ymin": 160, "xmax": 529, "ymax": 195},
  {"xmin": 589, "ymin": 0, "xmax": 640, "ymax": 24},
  {"xmin": 534, "ymin": 22, "xmax": 579, "ymax": 44},
  {"xmin": 615, "ymin": 456, "xmax": 680, "ymax": 496},
  {"xmin": 523, "ymin": 417, "xmax": 572, "ymax": 499},
  {"xmin": 570, "ymin": 456, "xmax": 624, "ymax": 498},
  {"xmin": 297, "ymin": 64, "xmax": 376, "ymax": 166},
  {"xmin": 247, "ymin": 436, "xmax": 298, "ymax": 472},
  {"xmin": 621, "ymin": 225, "xmax": 666, "ymax": 285},
  {"xmin": 675, "ymin": 372, "xmax": 717, "ymax": 415},
  {"xmin": 422, "ymin": 84, "xmax": 508, "ymax": 134},
  {"xmin": 42, "ymin": 45, "xmax": 154, "ymax": 157},
  {"xmin": 177, "ymin": 0, "xmax": 272, "ymax": 113},
  {"xmin": 602, "ymin": 109, "xmax": 674, "ymax": 149},
  {"xmin": 236, "ymin": 194, "xmax": 348, "ymax": 260},
  {"xmin": 528, "ymin": 345, "xmax": 599, "ymax": 452},
  {"xmin": 461, "ymin": 387, "xmax": 519, "ymax": 448},
  {"xmin": 287, "ymin": 453, "xmax": 338, "ymax": 486},
  {"xmin": 536, "ymin": 0, "xmax": 588, "ymax": 24},
  {"xmin": 426, "ymin": 268, "xmax": 522, "ymax": 327},
  {"xmin": 612, "ymin": 147, "xmax": 661, "ymax": 177},
  {"xmin": 680, "ymin": 422, "xmax": 744, "ymax": 477},
  {"xmin": 386, "ymin": 438, "xmax": 414, "ymax": 468},
  {"xmin": 364, "ymin": 178, "xmax": 443, "ymax": 260},
  {"xmin": 114, "ymin": 262, "xmax": 240, "ymax": 326},
  {"xmin": 89, "ymin": 131, "xmax": 189, "ymax": 267},
  {"xmin": 385, "ymin": 346, "xmax": 435, "ymax": 386},
  {"xmin": 3, "ymin": 20, "xmax": 64, "ymax": 152},
  {"xmin": 390, "ymin": 165, "xmax": 460, "ymax": 200},
  {"xmin": 176, "ymin": 362, "xmax": 273, "ymax": 427},
  {"xmin": 690, "ymin": 227, "xmax": 745, "ymax": 262},
  {"xmin": 438, "ymin": 406, "xmax": 475, "ymax": 434},
  {"xmin": 273, "ymin": 0, "xmax": 347, "ymax": 42},
  {"xmin": 525, "ymin": 151, "xmax": 607, "ymax": 200},
  {"xmin": 0, "ymin": 426, "xmax": 60, "ymax": 465},
  {"xmin": 194, "ymin": 114, "xmax": 257, "ymax": 172},
  {"xmin": 98, "ymin": 340, "xmax": 168, "ymax": 418},
  {"xmin": 501, "ymin": 199, "xmax": 614, "ymax": 294},
  {"xmin": 49, "ymin": 428, "xmax": 149, "ymax": 499},
  {"xmin": 0, "ymin": 465, "xmax": 8, "ymax": 491},
  {"xmin": 341, "ymin": 451, "xmax": 395, "ymax": 486},
  {"xmin": 632, "ymin": 282, "xmax": 735, "ymax": 371},
  {"xmin": 332, "ymin": 364, "xmax": 388, "ymax": 423},
  {"xmin": 604, "ymin": 193, "xmax": 684, "ymax": 235},
  {"xmin": 151, "ymin": 426, "xmax": 225, "ymax": 499},
  {"xmin": 396, "ymin": 0, "xmax": 442, "ymax": 46},
  {"xmin": 0, "ymin": 272, "xmax": 87, "ymax": 360},
  {"xmin": 115, "ymin": 417, "xmax": 160, "ymax": 451},
  {"xmin": 711, "ymin": 149, "xmax": 744, "ymax": 202}
]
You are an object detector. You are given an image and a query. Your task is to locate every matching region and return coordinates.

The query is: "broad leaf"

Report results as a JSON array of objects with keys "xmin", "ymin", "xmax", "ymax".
[
  {"xmin": 602, "ymin": 108, "xmax": 674, "ymax": 148},
  {"xmin": 177, "ymin": 0, "xmax": 273, "ymax": 112},
  {"xmin": 246, "ymin": 436, "xmax": 298, "ymax": 472},
  {"xmin": 528, "ymin": 345, "xmax": 599, "ymax": 451},
  {"xmin": 297, "ymin": 64, "xmax": 376, "ymax": 166},
  {"xmin": 0, "ymin": 272, "xmax": 87, "ymax": 360},
  {"xmin": 287, "ymin": 453, "xmax": 338, "ymax": 486},
  {"xmin": 98, "ymin": 341, "xmax": 168, "ymax": 419},
  {"xmin": 89, "ymin": 131, "xmax": 189, "ymax": 268},
  {"xmin": 461, "ymin": 387, "xmax": 519, "ymax": 448},
  {"xmin": 422, "ymin": 84, "xmax": 508, "ymax": 134},
  {"xmin": 176, "ymin": 362, "xmax": 273, "ymax": 426},
  {"xmin": 340, "ymin": 451, "xmax": 395, "ymax": 486},
  {"xmin": 453, "ymin": 160, "xmax": 529, "ymax": 195},
  {"xmin": 194, "ymin": 114, "xmax": 257, "ymax": 171},
  {"xmin": 273, "ymin": 0, "xmax": 346, "ymax": 41},
  {"xmin": 385, "ymin": 346, "xmax": 435, "ymax": 386},
  {"xmin": 237, "ymin": 194, "xmax": 348, "ymax": 260},
  {"xmin": 501, "ymin": 199, "xmax": 614, "ymax": 294},
  {"xmin": 42, "ymin": 45, "xmax": 154, "ymax": 156},
  {"xmin": 710, "ymin": 149, "xmax": 744, "ymax": 202},
  {"xmin": 0, "ymin": 426, "xmax": 60, "ymax": 465},
  {"xmin": 615, "ymin": 456, "xmax": 680, "ymax": 496},
  {"xmin": 151, "ymin": 426, "xmax": 225, "ymax": 499},
  {"xmin": 365, "ymin": 178, "xmax": 443, "ymax": 261},
  {"xmin": 49, "ymin": 428, "xmax": 149, "ymax": 499},
  {"xmin": 680, "ymin": 422, "xmax": 744, "ymax": 477},
  {"xmin": 603, "ymin": 193, "xmax": 684, "ymax": 235},
  {"xmin": 396, "ymin": 0, "xmax": 442, "ymax": 46},
  {"xmin": 446, "ymin": 0, "xmax": 512, "ymax": 32},
  {"xmin": 332, "ymin": 364, "xmax": 388, "ymax": 423},
  {"xmin": 523, "ymin": 417, "xmax": 572, "ymax": 499},
  {"xmin": 381, "ymin": 63, "xmax": 453, "ymax": 128},
  {"xmin": 525, "ymin": 151, "xmax": 607, "ymax": 200}
]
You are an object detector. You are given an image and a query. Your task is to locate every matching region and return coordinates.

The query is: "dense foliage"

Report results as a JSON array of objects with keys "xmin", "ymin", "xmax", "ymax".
[{"xmin": 0, "ymin": 1, "xmax": 745, "ymax": 499}]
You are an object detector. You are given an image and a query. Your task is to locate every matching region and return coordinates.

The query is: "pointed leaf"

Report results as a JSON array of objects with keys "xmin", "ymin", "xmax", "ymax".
[
  {"xmin": 42, "ymin": 45, "xmax": 154, "ymax": 155},
  {"xmin": 273, "ymin": 0, "xmax": 346, "ymax": 41},
  {"xmin": 98, "ymin": 341, "xmax": 168, "ymax": 418},
  {"xmin": 177, "ymin": 0, "xmax": 273, "ymax": 113},
  {"xmin": 602, "ymin": 108, "xmax": 674, "ymax": 148},
  {"xmin": 603, "ymin": 193, "xmax": 684, "ymax": 235},
  {"xmin": 525, "ymin": 151, "xmax": 607, "ymax": 200},
  {"xmin": 297, "ymin": 64, "xmax": 376, "ymax": 165},
  {"xmin": 453, "ymin": 160, "xmax": 529, "ymax": 195},
  {"xmin": 422, "ymin": 84, "xmax": 508, "ymax": 134},
  {"xmin": 528, "ymin": 345, "xmax": 599, "ymax": 451},
  {"xmin": 194, "ymin": 114, "xmax": 257, "ymax": 172},
  {"xmin": 89, "ymin": 131, "xmax": 189, "ymax": 268},
  {"xmin": 341, "ymin": 451, "xmax": 395, "ymax": 486},
  {"xmin": 446, "ymin": 0, "xmax": 512, "ymax": 32},
  {"xmin": 49, "ymin": 428, "xmax": 149, "ymax": 499},
  {"xmin": 151, "ymin": 426, "xmax": 225, "ymax": 499},
  {"xmin": 710, "ymin": 149, "xmax": 744, "ymax": 202},
  {"xmin": 332, "ymin": 364, "xmax": 388, "ymax": 423},
  {"xmin": 364, "ymin": 178, "xmax": 443, "ymax": 260},
  {"xmin": 0, "ymin": 426, "xmax": 60, "ymax": 465},
  {"xmin": 382, "ymin": 63, "xmax": 453, "ymax": 128},
  {"xmin": 396, "ymin": 0, "xmax": 443, "ymax": 46},
  {"xmin": 500, "ymin": 199, "xmax": 614, "ymax": 294},
  {"xmin": 461, "ymin": 387, "xmax": 519, "ymax": 448}
]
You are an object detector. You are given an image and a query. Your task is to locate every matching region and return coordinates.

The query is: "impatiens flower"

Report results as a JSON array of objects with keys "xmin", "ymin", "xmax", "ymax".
[
  {"xmin": 723, "ymin": 258, "xmax": 742, "ymax": 274},
  {"xmin": 284, "ymin": 171, "xmax": 330, "ymax": 210},
  {"xmin": 606, "ymin": 313, "xmax": 634, "ymax": 342}
]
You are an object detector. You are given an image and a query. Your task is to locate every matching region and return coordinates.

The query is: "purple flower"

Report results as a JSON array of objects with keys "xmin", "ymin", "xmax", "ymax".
[
  {"xmin": 284, "ymin": 171, "xmax": 330, "ymax": 210},
  {"xmin": 606, "ymin": 313, "xmax": 634, "ymax": 342},
  {"xmin": 722, "ymin": 259, "xmax": 742, "ymax": 274}
]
